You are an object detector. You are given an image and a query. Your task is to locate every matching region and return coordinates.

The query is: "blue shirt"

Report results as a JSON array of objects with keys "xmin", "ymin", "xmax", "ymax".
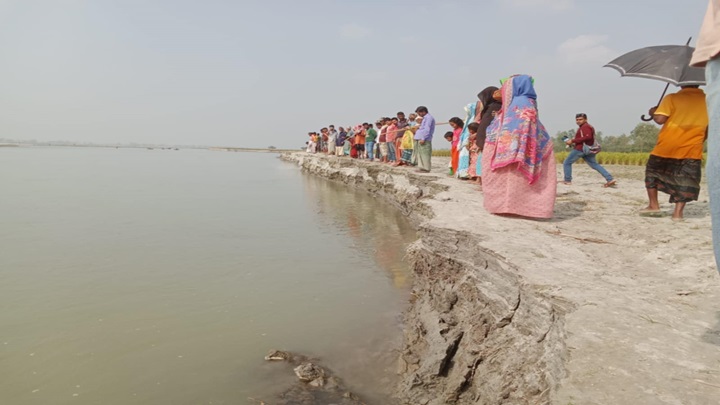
[
  {"xmin": 337, "ymin": 131, "xmax": 347, "ymax": 146},
  {"xmin": 414, "ymin": 113, "xmax": 435, "ymax": 141}
]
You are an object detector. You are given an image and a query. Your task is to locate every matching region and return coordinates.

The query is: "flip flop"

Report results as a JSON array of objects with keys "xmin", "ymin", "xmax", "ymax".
[
  {"xmin": 639, "ymin": 209, "xmax": 664, "ymax": 217},
  {"xmin": 603, "ymin": 180, "xmax": 617, "ymax": 188}
]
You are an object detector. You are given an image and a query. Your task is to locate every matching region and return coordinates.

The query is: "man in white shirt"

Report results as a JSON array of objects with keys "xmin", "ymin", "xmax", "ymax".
[{"xmin": 327, "ymin": 125, "xmax": 338, "ymax": 156}]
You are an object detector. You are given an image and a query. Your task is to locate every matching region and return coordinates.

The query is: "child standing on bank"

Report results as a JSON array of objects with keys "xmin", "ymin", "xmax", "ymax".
[
  {"xmin": 398, "ymin": 127, "xmax": 415, "ymax": 166},
  {"xmin": 444, "ymin": 131, "xmax": 454, "ymax": 175},
  {"xmin": 467, "ymin": 122, "xmax": 482, "ymax": 185}
]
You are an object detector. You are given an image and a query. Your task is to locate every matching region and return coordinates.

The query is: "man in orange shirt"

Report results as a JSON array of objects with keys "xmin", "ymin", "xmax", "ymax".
[
  {"xmin": 643, "ymin": 85, "xmax": 708, "ymax": 220},
  {"xmin": 386, "ymin": 117, "xmax": 399, "ymax": 164},
  {"xmin": 354, "ymin": 125, "xmax": 366, "ymax": 159}
]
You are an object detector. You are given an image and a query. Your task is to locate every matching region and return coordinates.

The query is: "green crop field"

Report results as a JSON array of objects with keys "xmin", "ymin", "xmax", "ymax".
[
  {"xmin": 431, "ymin": 150, "xmax": 708, "ymax": 166},
  {"xmin": 554, "ymin": 152, "xmax": 707, "ymax": 166}
]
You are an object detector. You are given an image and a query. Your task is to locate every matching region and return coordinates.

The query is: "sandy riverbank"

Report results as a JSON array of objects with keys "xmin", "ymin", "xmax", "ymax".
[{"xmin": 281, "ymin": 152, "xmax": 719, "ymax": 405}]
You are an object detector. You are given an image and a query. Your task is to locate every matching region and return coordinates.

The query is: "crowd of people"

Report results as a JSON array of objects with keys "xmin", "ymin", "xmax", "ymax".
[
  {"xmin": 303, "ymin": 73, "xmax": 709, "ymax": 223},
  {"xmin": 304, "ymin": 74, "xmax": 558, "ymax": 219},
  {"xmin": 305, "ymin": 108, "xmax": 436, "ymax": 172}
]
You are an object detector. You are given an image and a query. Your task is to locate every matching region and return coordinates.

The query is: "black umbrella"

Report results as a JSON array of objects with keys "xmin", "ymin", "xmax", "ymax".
[{"xmin": 604, "ymin": 38, "xmax": 705, "ymax": 121}]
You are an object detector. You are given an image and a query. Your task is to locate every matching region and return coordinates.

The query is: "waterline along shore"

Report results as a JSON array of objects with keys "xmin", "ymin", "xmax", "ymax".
[{"xmin": 281, "ymin": 151, "xmax": 720, "ymax": 405}]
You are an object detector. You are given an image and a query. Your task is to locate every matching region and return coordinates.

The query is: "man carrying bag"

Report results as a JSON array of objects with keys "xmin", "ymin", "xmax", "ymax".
[{"xmin": 562, "ymin": 113, "xmax": 616, "ymax": 187}]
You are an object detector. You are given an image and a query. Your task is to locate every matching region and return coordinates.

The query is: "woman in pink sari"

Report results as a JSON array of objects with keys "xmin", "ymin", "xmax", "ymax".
[{"xmin": 482, "ymin": 75, "xmax": 556, "ymax": 219}]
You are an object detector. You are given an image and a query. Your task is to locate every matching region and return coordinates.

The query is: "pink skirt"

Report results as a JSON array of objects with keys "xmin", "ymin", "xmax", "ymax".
[
  {"xmin": 481, "ymin": 143, "xmax": 557, "ymax": 219},
  {"xmin": 469, "ymin": 146, "xmax": 479, "ymax": 178}
]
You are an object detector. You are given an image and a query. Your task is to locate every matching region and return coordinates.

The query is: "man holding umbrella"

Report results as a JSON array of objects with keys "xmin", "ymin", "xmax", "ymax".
[
  {"xmin": 604, "ymin": 33, "xmax": 710, "ymax": 221},
  {"xmin": 643, "ymin": 85, "xmax": 708, "ymax": 221}
]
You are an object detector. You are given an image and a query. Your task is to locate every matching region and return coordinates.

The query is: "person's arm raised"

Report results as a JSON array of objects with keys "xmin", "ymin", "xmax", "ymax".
[{"xmin": 649, "ymin": 106, "xmax": 668, "ymax": 125}]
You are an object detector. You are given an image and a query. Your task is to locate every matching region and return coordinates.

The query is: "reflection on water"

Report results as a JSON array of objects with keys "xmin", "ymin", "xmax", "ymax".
[
  {"xmin": 0, "ymin": 148, "xmax": 416, "ymax": 405},
  {"xmin": 301, "ymin": 174, "xmax": 415, "ymax": 290}
]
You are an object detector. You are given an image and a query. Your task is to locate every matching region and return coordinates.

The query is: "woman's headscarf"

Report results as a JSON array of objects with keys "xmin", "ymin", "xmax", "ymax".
[
  {"xmin": 475, "ymin": 86, "xmax": 502, "ymax": 148},
  {"xmin": 477, "ymin": 86, "xmax": 499, "ymax": 116},
  {"xmin": 486, "ymin": 75, "xmax": 551, "ymax": 184},
  {"xmin": 500, "ymin": 76, "xmax": 534, "ymax": 87}
]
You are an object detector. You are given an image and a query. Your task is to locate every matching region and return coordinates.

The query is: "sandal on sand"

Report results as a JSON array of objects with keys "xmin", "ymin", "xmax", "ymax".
[
  {"xmin": 560, "ymin": 181, "xmax": 572, "ymax": 185},
  {"xmin": 639, "ymin": 208, "xmax": 664, "ymax": 217},
  {"xmin": 603, "ymin": 180, "xmax": 617, "ymax": 188}
]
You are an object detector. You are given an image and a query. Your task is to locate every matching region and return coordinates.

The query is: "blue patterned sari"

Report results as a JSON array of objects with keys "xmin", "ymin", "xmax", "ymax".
[
  {"xmin": 456, "ymin": 102, "xmax": 477, "ymax": 179},
  {"xmin": 486, "ymin": 75, "xmax": 551, "ymax": 184}
]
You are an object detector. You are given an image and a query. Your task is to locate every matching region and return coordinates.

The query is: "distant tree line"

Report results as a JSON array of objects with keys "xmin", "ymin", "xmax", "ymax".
[{"xmin": 553, "ymin": 123, "xmax": 661, "ymax": 153}]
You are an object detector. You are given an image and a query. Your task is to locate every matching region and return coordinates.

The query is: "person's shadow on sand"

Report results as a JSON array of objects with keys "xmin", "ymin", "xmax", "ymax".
[
  {"xmin": 681, "ymin": 201, "xmax": 710, "ymax": 219},
  {"xmin": 549, "ymin": 200, "xmax": 588, "ymax": 222},
  {"xmin": 494, "ymin": 200, "xmax": 587, "ymax": 222},
  {"xmin": 701, "ymin": 311, "xmax": 720, "ymax": 346}
]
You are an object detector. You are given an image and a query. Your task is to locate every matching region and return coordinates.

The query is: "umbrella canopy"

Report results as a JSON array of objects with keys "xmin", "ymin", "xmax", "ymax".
[{"xmin": 604, "ymin": 45, "xmax": 705, "ymax": 86}]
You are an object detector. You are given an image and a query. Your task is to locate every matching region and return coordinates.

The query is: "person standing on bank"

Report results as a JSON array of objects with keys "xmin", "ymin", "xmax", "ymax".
[
  {"xmin": 562, "ymin": 113, "xmax": 616, "ymax": 187},
  {"xmin": 327, "ymin": 125, "xmax": 338, "ymax": 155},
  {"xmin": 414, "ymin": 106, "xmax": 435, "ymax": 172},
  {"xmin": 386, "ymin": 117, "xmax": 399, "ymax": 163},
  {"xmin": 642, "ymin": 85, "xmax": 708, "ymax": 220},
  {"xmin": 691, "ymin": 0, "xmax": 720, "ymax": 270},
  {"xmin": 336, "ymin": 127, "xmax": 347, "ymax": 156},
  {"xmin": 364, "ymin": 122, "xmax": 377, "ymax": 161},
  {"xmin": 482, "ymin": 74, "xmax": 556, "ymax": 219},
  {"xmin": 396, "ymin": 112, "xmax": 409, "ymax": 135},
  {"xmin": 396, "ymin": 112, "xmax": 408, "ymax": 162}
]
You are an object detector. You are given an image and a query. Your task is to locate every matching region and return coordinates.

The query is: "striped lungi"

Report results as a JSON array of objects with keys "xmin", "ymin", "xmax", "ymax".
[{"xmin": 645, "ymin": 155, "xmax": 702, "ymax": 203}]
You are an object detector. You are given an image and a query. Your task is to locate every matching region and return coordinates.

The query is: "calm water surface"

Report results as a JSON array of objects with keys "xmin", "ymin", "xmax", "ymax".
[{"xmin": 0, "ymin": 147, "xmax": 416, "ymax": 404}]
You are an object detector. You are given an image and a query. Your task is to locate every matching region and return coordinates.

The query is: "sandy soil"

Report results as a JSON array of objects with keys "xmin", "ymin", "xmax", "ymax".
[{"xmin": 424, "ymin": 157, "xmax": 720, "ymax": 405}]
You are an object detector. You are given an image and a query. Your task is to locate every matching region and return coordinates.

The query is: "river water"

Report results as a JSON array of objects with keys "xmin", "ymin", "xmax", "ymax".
[{"xmin": 0, "ymin": 147, "xmax": 416, "ymax": 404}]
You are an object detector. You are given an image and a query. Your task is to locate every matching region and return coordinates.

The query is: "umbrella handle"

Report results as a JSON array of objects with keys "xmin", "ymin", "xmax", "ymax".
[
  {"xmin": 642, "ymin": 102, "xmax": 662, "ymax": 122},
  {"xmin": 642, "ymin": 84, "xmax": 671, "ymax": 123}
]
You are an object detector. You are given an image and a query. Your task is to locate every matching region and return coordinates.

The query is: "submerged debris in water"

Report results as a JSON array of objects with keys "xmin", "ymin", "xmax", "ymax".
[
  {"xmin": 293, "ymin": 362, "xmax": 325, "ymax": 383},
  {"xmin": 260, "ymin": 350, "xmax": 368, "ymax": 405},
  {"xmin": 264, "ymin": 350, "xmax": 292, "ymax": 361}
]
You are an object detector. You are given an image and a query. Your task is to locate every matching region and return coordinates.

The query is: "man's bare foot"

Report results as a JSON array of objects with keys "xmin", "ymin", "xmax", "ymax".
[{"xmin": 560, "ymin": 181, "xmax": 572, "ymax": 185}]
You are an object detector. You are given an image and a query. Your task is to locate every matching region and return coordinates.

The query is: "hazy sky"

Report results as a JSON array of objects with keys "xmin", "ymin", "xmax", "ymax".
[{"xmin": 0, "ymin": 0, "xmax": 709, "ymax": 147}]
